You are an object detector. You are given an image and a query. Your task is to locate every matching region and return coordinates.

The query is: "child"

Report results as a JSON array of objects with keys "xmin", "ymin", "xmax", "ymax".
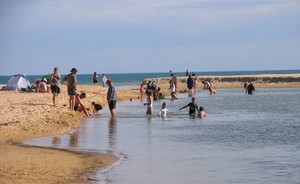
[
  {"xmin": 92, "ymin": 102, "xmax": 103, "ymax": 113},
  {"xmin": 158, "ymin": 92, "xmax": 165, "ymax": 99},
  {"xmin": 179, "ymin": 97, "xmax": 199, "ymax": 116},
  {"xmin": 198, "ymin": 106, "xmax": 207, "ymax": 119},
  {"xmin": 158, "ymin": 102, "xmax": 173, "ymax": 117},
  {"xmin": 143, "ymin": 90, "xmax": 153, "ymax": 115}
]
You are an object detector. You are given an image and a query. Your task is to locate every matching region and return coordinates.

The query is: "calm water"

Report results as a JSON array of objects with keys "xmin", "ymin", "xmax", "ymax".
[
  {"xmin": 24, "ymin": 88, "xmax": 300, "ymax": 184},
  {"xmin": 1, "ymin": 70, "xmax": 300, "ymax": 85}
]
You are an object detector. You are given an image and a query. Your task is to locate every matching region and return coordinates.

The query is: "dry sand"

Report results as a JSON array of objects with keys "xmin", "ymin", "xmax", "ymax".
[
  {"xmin": 0, "ymin": 73, "xmax": 299, "ymax": 184},
  {"xmin": 0, "ymin": 84, "xmax": 139, "ymax": 184}
]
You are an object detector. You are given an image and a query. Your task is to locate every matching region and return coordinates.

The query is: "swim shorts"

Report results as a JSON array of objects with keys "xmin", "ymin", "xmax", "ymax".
[
  {"xmin": 68, "ymin": 86, "xmax": 76, "ymax": 96},
  {"xmin": 109, "ymin": 101, "xmax": 117, "ymax": 110},
  {"xmin": 51, "ymin": 85, "xmax": 60, "ymax": 94}
]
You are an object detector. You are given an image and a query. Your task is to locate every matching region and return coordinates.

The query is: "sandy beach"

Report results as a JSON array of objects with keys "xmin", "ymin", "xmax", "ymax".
[
  {"xmin": 0, "ymin": 73, "xmax": 299, "ymax": 184},
  {"xmin": 145, "ymin": 73, "xmax": 300, "ymax": 94},
  {"xmin": 0, "ymin": 84, "xmax": 139, "ymax": 184}
]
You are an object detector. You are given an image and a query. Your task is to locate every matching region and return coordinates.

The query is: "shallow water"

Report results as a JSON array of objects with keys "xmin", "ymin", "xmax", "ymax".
[{"xmin": 24, "ymin": 88, "xmax": 300, "ymax": 184}]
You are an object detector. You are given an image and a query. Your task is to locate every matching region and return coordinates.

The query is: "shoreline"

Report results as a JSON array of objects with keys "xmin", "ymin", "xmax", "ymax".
[
  {"xmin": 0, "ymin": 84, "xmax": 139, "ymax": 184},
  {"xmin": 0, "ymin": 73, "xmax": 299, "ymax": 183},
  {"xmin": 144, "ymin": 73, "xmax": 300, "ymax": 90},
  {"xmin": 143, "ymin": 73, "xmax": 300, "ymax": 96}
]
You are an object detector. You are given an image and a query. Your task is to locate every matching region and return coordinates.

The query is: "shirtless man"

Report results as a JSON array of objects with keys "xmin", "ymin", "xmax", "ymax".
[{"xmin": 74, "ymin": 93, "xmax": 91, "ymax": 117}]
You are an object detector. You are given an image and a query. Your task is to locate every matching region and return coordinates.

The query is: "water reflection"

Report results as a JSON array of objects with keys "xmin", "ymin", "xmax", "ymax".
[
  {"xmin": 52, "ymin": 136, "xmax": 61, "ymax": 147},
  {"xmin": 24, "ymin": 89, "xmax": 300, "ymax": 184},
  {"xmin": 109, "ymin": 118, "xmax": 117, "ymax": 150}
]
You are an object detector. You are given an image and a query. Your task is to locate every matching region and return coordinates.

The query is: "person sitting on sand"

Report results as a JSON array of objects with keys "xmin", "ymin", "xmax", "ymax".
[
  {"xmin": 74, "ymin": 93, "xmax": 91, "ymax": 117},
  {"xmin": 91, "ymin": 102, "xmax": 103, "ymax": 113},
  {"xmin": 33, "ymin": 78, "xmax": 48, "ymax": 93},
  {"xmin": 144, "ymin": 90, "xmax": 153, "ymax": 115},
  {"xmin": 246, "ymin": 82, "xmax": 255, "ymax": 95},
  {"xmin": 158, "ymin": 102, "xmax": 173, "ymax": 118},
  {"xmin": 198, "ymin": 106, "xmax": 207, "ymax": 119},
  {"xmin": 179, "ymin": 97, "xmax": 199, "ymax": 116}
]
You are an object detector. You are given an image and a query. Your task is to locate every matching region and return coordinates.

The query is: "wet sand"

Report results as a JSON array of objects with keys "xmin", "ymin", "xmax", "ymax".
[
  {"xmin": 0, "ymin": 73, "xmax": 299, "ymax": 183},
  {"xmin": 0, "ymin": 84, "xmax": 139, "ymax": 184}
]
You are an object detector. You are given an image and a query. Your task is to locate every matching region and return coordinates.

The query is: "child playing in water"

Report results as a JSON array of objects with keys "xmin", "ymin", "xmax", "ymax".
[
  {"xmin": 92, "ymin": 102, "xmax": 103, "ymax": 113},
  {"xmin": 179, "ymin": 97, "xmax": 199, "ymax": 116},
  {"xmin": 158, "ymin": 102, "xmax": 173, "ymax": 118},
  {"xmin": 198, "ymin": 106, "xmax": 207, "ymax": 119}
]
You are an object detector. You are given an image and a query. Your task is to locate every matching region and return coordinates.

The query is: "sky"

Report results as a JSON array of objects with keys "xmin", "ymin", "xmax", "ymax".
[{"xmin": 0, "ymin": 0, "xmax": 300, "ymax": 75}]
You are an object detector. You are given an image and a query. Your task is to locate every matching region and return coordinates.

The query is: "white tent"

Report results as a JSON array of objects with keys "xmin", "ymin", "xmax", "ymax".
[{"xmin": 5, "ymin": 74, "xmax": 31, "ymax": 91}]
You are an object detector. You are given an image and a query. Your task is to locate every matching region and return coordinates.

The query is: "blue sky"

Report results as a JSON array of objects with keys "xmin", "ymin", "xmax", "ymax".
[{"xmin": 0, "ymin": 0, "xmax": 299, "ymax": 75}]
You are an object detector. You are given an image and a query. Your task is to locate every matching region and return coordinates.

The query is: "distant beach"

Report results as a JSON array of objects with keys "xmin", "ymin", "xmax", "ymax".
[{"xmin": 144, "ymin": 73, "xmax": 300, "ymax": 91}]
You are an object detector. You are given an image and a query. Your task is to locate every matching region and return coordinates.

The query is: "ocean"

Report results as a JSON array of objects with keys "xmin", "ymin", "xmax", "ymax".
[
  {"xmin": 1, "ymin": 70, "xmax": 300, "ymax": 86},
  {"xmin": 24, "ymin": 88, "xmax": 300, "ymax": 184}
]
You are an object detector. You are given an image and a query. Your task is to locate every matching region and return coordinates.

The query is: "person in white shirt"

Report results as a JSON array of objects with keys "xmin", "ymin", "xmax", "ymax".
[{"xmin": 158, "ymin": 102, "xmax": 173, "ymax": 118}]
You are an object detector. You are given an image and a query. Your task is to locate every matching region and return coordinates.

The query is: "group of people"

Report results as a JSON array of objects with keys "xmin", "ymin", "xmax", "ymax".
[
  {"xmin": 44, "ymin": 67, "xmax": 117, "ymax": 118},
  {"xmin": 46, "ymin": 68, "xmax": 257, "ymax": 120},
  {"xmin": 147, "ymin": 97, "xmax": 207, "ymax": 119},
  {"xmin": 244, "ymin": 81, "xmax": 256, "ymax": 95},
  {"xmin": 92, "ymin": 72, "xmax": 108, "ymax": 87}
]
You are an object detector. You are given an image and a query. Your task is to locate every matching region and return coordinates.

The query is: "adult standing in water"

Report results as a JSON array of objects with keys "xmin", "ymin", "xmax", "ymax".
[
  {"xmin": 246, "ymin": 82, "xmax": 255, "ymax": 95},
  {"xmin": 171, "ymin": 73, "xmax": 178, "ymax": 92},
  {"xmin": 63, "ymin": 68, "xmax": 77, "ymax": 111},
  {"xmin": 187, "ymin": 75, "xmax": 194, "ymax": 96},
  {"xmin": 106, "ymin": 79, "xmax": 118, "ymax": 118},
  {"xmin": 50, "ymin": 67, "xmax": 61, "ymax": 106}
]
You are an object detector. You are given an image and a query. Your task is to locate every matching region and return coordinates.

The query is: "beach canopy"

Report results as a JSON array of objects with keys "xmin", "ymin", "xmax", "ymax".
[{"xmin": 5, "ymin": 74, "xmax": 31, "ymax": 91}]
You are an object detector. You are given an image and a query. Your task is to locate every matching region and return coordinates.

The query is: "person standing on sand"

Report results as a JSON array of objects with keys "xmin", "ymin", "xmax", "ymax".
[
  {"xmin": 50, "ymin": 67, "xmax": 61, "ymax": 106},
  {"xmin": 246, "ymin": 82, "xmax": 255, "ymax": 95},
  {"xmin": 106, "ymin": 79, "xmax": 117, "ymax": 118},
  {"xmin": 101, "ymin": 74, "xmax": 107, "ymax": 87},
  {"xmin": 63, "ymin": 68, "xmax": 77, "ymax": 111},
  {"xmin": 93, "ymin": 72, "xmax": 98, "ymax": 85}
]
